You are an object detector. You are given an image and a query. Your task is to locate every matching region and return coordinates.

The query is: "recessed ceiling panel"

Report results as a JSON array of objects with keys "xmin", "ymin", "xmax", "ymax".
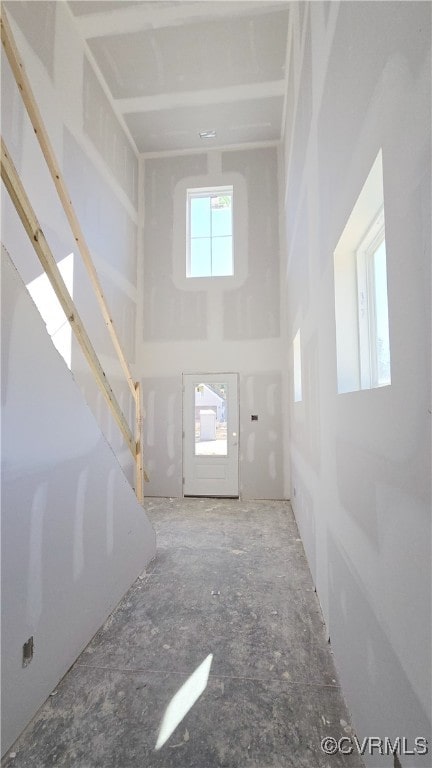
[
  {"xmin": 124, "ymin": 96, "xmax": 283, "ymax": 153},
  {"xmin": 88, "ymin": 9, "xmax": 289, "ymax": 99}
]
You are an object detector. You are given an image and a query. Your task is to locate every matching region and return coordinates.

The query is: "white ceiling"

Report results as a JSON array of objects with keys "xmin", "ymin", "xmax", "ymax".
[{"xmin": 69, "ymin": 0, "xmax": 291, "ymax": 155}]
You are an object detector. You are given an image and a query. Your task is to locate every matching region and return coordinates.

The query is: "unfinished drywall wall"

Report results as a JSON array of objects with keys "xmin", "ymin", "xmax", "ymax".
[
  {"xmin": 282, "ymin": 2, "xmax": 431, "ymax": 763},
  {"xmin": 1, "ymin": 251, "xmax": 156, "ymax": 756},
  {"xmin": 1, "ymin": 1, "xmax": 139, "ymax": 480},
  {"xmin": 138, "ymin": 146, "xmax": 285, "ymax": 499}
]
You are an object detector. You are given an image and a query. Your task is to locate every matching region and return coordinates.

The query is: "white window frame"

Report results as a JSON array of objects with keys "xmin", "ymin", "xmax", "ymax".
[
  {"xmin": 356, "ymin": 206, "xmax": 391, "ymax": 389},
  {"xmin": 333, "ymin": 149, "xmax": 391, "ymax": 394},
  {"xmin": 186, "ymin": 186, "xmax": 233, "ymax": 279},
  {"xmin": 172, "ymin": 172, "xmax": 247, "ymax": 292}
]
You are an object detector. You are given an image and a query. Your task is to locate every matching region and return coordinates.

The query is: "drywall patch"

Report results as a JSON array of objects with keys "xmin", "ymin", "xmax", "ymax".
[
  {"xmin": 166, "ymin": 392, "xmax": 176, "ymax": 461},
  {"xmin": 303, "ymin": 332, "xmax": 321, "ymax": 473},
  {"xmin": 246, "ymin": 433, "xmax": 255, "ymax": 463},
  {"xmin": 83, "ymin": 58, "xmax": 138, "ymax": 207},
  {"xmin": 269, "ymin": 451, "xmax": 277, "ymax": 480},
  {"xmin": 266, "ymin": 382, "xmax": 277, "ymax": 416}
]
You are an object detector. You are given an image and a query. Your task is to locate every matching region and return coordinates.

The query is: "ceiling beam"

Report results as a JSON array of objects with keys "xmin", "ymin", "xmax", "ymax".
[
  {"xmin": 117, "ymin": 80, "xmax": 286, "ymax": 115},
  {"xmin": 139, "ymin": 138, "xmax": 280, "ymax": 160},
  {"xmin": 74, "ymin": 1, "xmax": 290, "ymax": 40}
]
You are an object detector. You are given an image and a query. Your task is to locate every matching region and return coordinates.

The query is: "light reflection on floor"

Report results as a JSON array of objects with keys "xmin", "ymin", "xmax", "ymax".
[{"xmin": 155, "ymin": 653, "xmax": 213, "ymax": 751}]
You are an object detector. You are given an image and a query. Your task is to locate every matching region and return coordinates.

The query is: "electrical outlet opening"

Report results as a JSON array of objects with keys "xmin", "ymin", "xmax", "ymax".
[{"xmin": 22, "ymin": 636, "xmax": 34, "ymax": 667}]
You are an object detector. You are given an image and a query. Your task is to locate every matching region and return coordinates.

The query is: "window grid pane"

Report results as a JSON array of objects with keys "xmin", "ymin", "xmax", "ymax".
[
  {"xmin": 190, "ymin": 196, "xmax": 211, "ymax": 238},
  {"xmin": 211, "ymin": 236, "xmax": 233, "ymax": 276},
  {"xmin": 211, "ymin": 195, "xmax": 232, "ymax": 237},
  {"xmin": 190, "ymin": 238, "xmax": 211, "ymax": 277}
]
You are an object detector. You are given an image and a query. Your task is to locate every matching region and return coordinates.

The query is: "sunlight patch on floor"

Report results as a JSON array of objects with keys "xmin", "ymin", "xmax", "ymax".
[{"xmin": 155, "ymin": 654, "xmax": 213, "ymax": 751}]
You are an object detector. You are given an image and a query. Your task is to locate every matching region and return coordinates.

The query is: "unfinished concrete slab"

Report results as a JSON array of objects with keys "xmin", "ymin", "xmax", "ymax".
[{"xmin": 2, "ymin": 499, "xmax": 364, "ymax": 768}]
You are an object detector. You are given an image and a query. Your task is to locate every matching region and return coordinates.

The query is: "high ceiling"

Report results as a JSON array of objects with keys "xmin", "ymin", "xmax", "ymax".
[{"xmin": 69, "ymin": 0, "xmax": 291, "ymax": 155}]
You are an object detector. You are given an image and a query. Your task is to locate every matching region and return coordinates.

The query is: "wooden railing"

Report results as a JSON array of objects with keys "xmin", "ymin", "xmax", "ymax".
[{"xmin": 1, "ymin": 8, "xmax": 148, "ymax": 503}]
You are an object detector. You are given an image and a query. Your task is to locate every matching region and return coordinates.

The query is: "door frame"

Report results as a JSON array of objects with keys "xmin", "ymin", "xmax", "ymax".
[{"xmin": 182, "ymin": 371, "xmax": 240, "ymax": 498}]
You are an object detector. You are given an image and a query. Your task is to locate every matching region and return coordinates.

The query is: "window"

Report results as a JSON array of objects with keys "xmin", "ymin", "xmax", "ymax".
[
  {"xmin": 26, "ymin": 253, "xmax": 74, "ymax": 369},
  {"xmin": 334, "ymin": 150, "xmax": 391, "ymax": 393},
  {"xmin": 293, "ymin": 329, "xmax": 302, "ymax": 402},
  {"xmin": 173, "ymin": 172, "xmax": 247, "ymax": 291},
  {"xmin": 356, "ymin": 208, "xmax": 391, "ymax": 388},
  {"xmin": 187, "ymin": 187, "xmax": 233, "ymax": 278}
]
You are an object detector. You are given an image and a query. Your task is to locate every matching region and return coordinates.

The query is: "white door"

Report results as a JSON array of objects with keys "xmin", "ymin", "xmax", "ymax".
[{"xmin": 183, "ymin": 373, "xmax": 239, "ymax": 497}]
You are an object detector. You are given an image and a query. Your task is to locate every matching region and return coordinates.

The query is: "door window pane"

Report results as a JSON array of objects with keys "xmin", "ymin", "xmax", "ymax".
[{"xmin": 194, "ymin": 382, "xmax": 228, "ymax": 456}]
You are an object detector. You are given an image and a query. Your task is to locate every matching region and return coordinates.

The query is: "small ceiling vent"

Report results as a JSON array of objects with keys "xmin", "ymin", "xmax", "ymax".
[{"xmin": 199, "ymin": 130, "xmax": 216, "ymax": 139}]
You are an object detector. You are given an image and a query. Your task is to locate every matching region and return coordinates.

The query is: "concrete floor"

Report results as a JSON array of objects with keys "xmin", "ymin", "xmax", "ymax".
[{"xmin": 2, "ymin": 498, "xmax": 364, "ymax": 768}]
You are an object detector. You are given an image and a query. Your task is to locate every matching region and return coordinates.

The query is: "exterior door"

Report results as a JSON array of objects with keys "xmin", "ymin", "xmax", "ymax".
[{"xmin": 183, "ymin": 373, "xmax": 239, "ymax": 497}]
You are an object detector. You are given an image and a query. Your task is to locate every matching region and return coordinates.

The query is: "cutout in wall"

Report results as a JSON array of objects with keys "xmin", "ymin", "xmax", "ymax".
[
  {"xmin": 293, "ymin": 329, "xmax": 302, "ymax": 402},
  {"xmin": 26, "ymin": 254, "xmax": 74, "ymax": 370},
  {"xmin": 22, "ymin": 636, "xmax": 34, "ymax": 668},
  {"xmin": 187, "ymin": 187, "xmax": 233, "ymax": 278},
  {"xmin": 334, "ymin": 150, "xmax": 391, "ymax": 393}
]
